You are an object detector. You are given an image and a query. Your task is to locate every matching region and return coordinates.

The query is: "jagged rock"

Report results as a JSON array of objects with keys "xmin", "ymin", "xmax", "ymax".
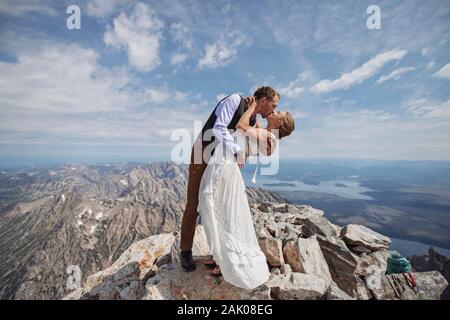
[
  {"xmin": 326, "ymin": 281, "xmax": 355, "ymax": 300},
  {"xmin": 356, "ymin": 250, "xmax": 389, "ymax": 278},
  {"xmin": 192, "ymin": 225, "xmax": 211, "ymax": 257},
  {"xmin": 276, "ymin": 222, "xmax": 302, "ymax": 245},
  {"xmin": 169, "ymin": 232, "xmax": 181, "ymax": 264},
  {"xmin": 259, "ymin": 238, "xmax": 284, "ymax": 267},
  {"xmin": 169, "ymin": 225, "xmax": 210, "ymax": 264},
  {"xmin": 341, "ymin": 224, "xmax": 391, "ymax": 252},
  {"xmin": 281, "ymin": 264, "xmax": 292, "ymax": 274},
  {"xmin": 268, "ymin": 272, "xmax": 329, "ymax": 300},
  {"xmin": 282, "ymin": 236, "xmax": 332, "ymax": 285},
  {"xmin": 143, "ymin": 262, "xmax": 271, "ymax": 300},
  {"xmin": 369, "ymin": 271, "xmax": 448, "ymax": 300},
  {"xmin": 62, "ymin": 288, "xmax": 83, "ymax": 300},
  {"xmin": 355, "ymin": 277, "xmax": 373, "ymax": 300},
  {"xmin": 57, "ymin": 198, "xmax": 447, "ymax": 301},
  {"xmin": 331, "ymin": 223, "xmax": 342, "ymax": 235},
  {"xmin": 0, "ymin": 161, "xmax": 288, "ymax": 300},
  {"xmin": 255, "ymin": 225, "xmax": 273, "ymax": 240},
  {"xmin": 316, "ymin": 235, "xmax": 360, "ymax": 297},
  {"xmin": 257, "ymin": 202, "xmax": 289, "ymax": 213},
  {"xmin": 80, "ymin": 262, "xmax": 146, "ymax": 300},
  {"xmin": 287, "ymin": 204, "xmax": 325, "ymax": 218},
  {"xmin": 246, "ymin": 189, "xmax": 288, "ymax": 205},
  {"xmin": 409, "ymin": 247, "xmax": 450, "ymax": 299},
  {"xmin": 300, "ymin": 216, "xmax": 337, "ymax": 238},
  {"xmin": 271, "ymin": 268, "xmax": 281, "ymax": 276},
  {"xmin": 265, "ymin": 203, "xmax": 335, "ymax": 239},
  {"xmin": 351, "ymin": 245, "xmax": 373, "ymax": 254},
  {"xmin": 64, "ymin": 233, "xmax": 175, "ymax": 299},
  {"xmin": 265, "ymin": 219, "xmax": 280, "ymax": 238}
]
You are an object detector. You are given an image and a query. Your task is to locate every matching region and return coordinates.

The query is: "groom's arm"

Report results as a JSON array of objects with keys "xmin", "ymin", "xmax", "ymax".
[{"xmin": 212, "ymin": 93, "xmax": 243, "ymax": 155}]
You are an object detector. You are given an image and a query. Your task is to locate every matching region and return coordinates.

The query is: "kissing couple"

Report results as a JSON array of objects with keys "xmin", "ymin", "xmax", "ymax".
[{"xmin": 179, "ymin": 86, "xmax": 295, "ymax": 289}]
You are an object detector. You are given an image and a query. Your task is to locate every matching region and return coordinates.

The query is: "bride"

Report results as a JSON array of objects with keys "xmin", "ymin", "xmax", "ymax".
[{"xmin": 197, "ymin": 98, "xmax": 295, "ymax": 290}]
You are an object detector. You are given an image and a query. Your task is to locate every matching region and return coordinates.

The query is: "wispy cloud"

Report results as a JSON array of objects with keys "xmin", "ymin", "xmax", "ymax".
[
  {"xmin": 402, "ymin": 98, "xmax": 450, "ymax": 119},
  {"xmin": 0, "ymin": 0, "xmax": 56, "ymax": 16},
  {"xmin": 376, "ymin": 67, "xmax": 415, "ymax": 84},
  {"xmin": 311, "ymin": 50, "xmax": 407, "ymax": 93},
  {"xmin": 86, "ymin": 0, "xmax": 129, "ymax": 18},
  {"xmin": 433, "ymin": 63, "xmax": 450, "ymax": 80}
]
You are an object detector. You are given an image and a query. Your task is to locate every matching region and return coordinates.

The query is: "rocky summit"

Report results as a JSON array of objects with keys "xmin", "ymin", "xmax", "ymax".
[
  {"xmin": 64, "ymin": 202, "xmax": 448, "ymax": 300},
  {"xmin": 0, "ymin": 162, "xmax": 286, "ymax": 299}
]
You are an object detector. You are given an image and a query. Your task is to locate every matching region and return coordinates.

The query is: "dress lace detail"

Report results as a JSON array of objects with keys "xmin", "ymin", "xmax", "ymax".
[{"xmin": 198, "ymin": 129, "xmax": 270, "ymax": 289}]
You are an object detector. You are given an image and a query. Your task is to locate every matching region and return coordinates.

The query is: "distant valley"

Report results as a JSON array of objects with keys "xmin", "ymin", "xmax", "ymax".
[{"xmin": 242, "ymin": 159, "xmax": 450, "ymax": 256}]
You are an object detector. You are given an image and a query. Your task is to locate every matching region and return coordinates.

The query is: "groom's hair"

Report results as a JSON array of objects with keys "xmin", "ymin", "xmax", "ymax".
[{"xmin": 253, "ymin": 86, "xmax": 280, "ymax": 101}]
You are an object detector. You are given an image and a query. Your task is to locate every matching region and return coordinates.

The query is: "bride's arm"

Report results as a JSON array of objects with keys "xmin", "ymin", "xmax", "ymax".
[{"xmin": 236, "ymin": 97, "xmax": 256, "ymax": 132}]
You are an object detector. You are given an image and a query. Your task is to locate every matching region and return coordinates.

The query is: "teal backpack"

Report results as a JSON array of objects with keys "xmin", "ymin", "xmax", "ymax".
[{"xmin": 386, "ymin": 251, "xmax": 412, "ymax": 274}]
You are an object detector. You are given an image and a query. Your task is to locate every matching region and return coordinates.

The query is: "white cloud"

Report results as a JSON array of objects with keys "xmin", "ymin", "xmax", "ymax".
[
  {"xmin": 86, "ymin": 0, "xmax": 128, "ymax": 18},
  {"xmin": 421, "ymin": 47, "xmax": 432, "ymax": 56},
  {"xmin": 0, "ymin": 41, "xmax": 210, "ymax": 147},
  {"xmin": 432, "ymin": 63, "xmax": 450, "ymax": 80},
  {"xmin": 170, "ymin": 52, "xmax": 188, "ymax": 65},
  {"xmin": 0, "ymin": 43, "xmax": 132, "ymax": 114},
  {"xmin": 104, "ymin": 3, "xmax": 164, "ymax": 72},
  {"xmin": 198, "ymin": 32, "xmax": 251, "ymax": 69},
  {"xmin": 402, "ymin": 98, "xmax": 450, "ymax": 119},
  {"xmin": 277, "ymin": 71, "xmax": 315, "ymax": 99},
  {"xmin": 311, "ymin": 49, "xmax": 407, "ymax": 93},
  {"xmin": 283, "ymin": 106, "xmax": 450, "ymax": 160},
  {"xmin": 143, "ymin": 87, "xmax": 188, "ymax": 104},
  {"xmin": 170, "ymin": 22, "xmax": 193, "ymax": 50},
  {"xmin": 376, "ymin": 67, "xmax": 415, "ymax": 84},
  {"xmin": 427, "ymin": 61, "xmax": 436, "ymax": 70},
  {"xmin": 278, "ymin": 79, "xmax": 304, "ymax": 98},
  {"xmin": 0, "ymin": 0, "xmax": 56, "ymax": 16}
]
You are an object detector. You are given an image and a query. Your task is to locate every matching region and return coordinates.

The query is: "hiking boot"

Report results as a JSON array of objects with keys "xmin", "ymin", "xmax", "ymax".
[{"xmin": 180, "ymin": 250, "xmax": 196, "ymax": 272}]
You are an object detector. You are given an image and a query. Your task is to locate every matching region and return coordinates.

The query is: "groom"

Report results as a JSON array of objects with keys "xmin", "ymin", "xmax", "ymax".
[{"xmin": 180, "ymin": 86, "xmax": 281, "ymax": 271}]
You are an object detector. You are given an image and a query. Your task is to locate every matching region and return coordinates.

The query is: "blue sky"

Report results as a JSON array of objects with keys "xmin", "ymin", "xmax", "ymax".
[{"xmin": 0, "ymin": 0, "xmax": 449, "ymax": 166}]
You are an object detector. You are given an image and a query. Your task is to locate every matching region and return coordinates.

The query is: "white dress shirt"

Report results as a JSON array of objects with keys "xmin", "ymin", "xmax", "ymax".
[{"xmin": 212, "ymin": 93, "xmax": 256, "ymax": 155}]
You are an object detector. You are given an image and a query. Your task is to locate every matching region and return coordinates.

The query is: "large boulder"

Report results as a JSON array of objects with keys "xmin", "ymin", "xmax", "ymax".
[
  {"xmin": 258, "ymin": 238, "xmax": 284, "ymax": 267},
  {"xmin": 326, "ymin": 281, "xmax": 356, "ymax": 300},
  {"xmin": 64, "ymin": 233, "xmax": 176, "ymax": 300},
  {"xmin": 316, "ymin": 235, "xmax": 362, "ymax": 297},
  {"xmin": 341, "ymin": 224, "xmax": 391, "ymax": 252},
  {"xmin": 369, "ymin": 271, "xmax": 448, "ymax": 300},
  {"xmin": 83, "ymin": 233, "xmax": 175, "ymax": 292},
  {"xmin": 268, "ymin": 272, "xmax": 329, "ymax": 300},
  {"xmin": 192, "ymin": 225, "xmax": 211, "ymax": 257},
  {"xmin": 276, "ymin": 222, "xmax": 302, "ymax": 245},
  {"xmin": 283, "ymin": 236, "xmax": 332, "ymax": 285}
]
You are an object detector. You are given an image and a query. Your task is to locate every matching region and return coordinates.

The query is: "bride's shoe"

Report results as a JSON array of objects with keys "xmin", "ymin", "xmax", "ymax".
[
  {"xmin": 211, "ymin": 265, "xmax": 222, "ymax": 276},
  {"xmin": 204, "ymin": 258, "xmax": 217, "ymax": 269}
]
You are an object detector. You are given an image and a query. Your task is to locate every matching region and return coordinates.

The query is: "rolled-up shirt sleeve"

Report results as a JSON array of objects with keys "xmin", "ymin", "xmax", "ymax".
[{"xmin": 212, "ymin": 93, "xmax": 242, "ymax": 155}]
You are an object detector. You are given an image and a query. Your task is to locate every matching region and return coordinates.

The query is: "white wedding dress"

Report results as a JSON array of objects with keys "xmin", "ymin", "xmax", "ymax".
[{"xmin": 198, "ymin": 128, "xmax": 274, "ymax": 290}]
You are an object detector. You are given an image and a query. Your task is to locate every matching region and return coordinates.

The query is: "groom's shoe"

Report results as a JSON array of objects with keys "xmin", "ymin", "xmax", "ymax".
[{"xmin": 180, "ymin": 250, "xmax": 196, "ymax": 272}]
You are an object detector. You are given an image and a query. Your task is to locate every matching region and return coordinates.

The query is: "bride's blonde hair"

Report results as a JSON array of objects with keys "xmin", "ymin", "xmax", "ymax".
[{"xmin": 277, "ymin": 112, "xmax": 295, "ymax": 139}]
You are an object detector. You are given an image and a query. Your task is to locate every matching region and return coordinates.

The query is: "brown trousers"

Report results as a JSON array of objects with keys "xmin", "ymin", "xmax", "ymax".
[{"xmin": 180, "ymin": 138, "xmax": 208, "ymax": 252}]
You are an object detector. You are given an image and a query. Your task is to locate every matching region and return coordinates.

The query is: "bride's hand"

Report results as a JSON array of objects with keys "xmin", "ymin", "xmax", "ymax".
[{"xmin": 246, "ymin": 96, "xmax": 257, "ymax": 109}]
